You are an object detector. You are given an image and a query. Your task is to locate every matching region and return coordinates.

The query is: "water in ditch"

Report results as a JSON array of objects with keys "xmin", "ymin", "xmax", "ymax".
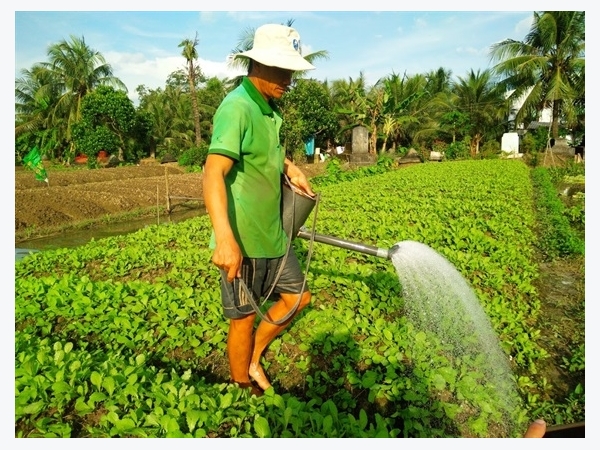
[
  {"xmin": 15, "ymin": 206, "xmax": 206, "ymax": 261},
  {"xmin": 389, "ymin": 240, "xmax": 523, "ymax": 437}
]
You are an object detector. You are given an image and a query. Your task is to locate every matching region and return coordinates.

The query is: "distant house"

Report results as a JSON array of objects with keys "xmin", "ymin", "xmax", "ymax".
[
  {"xmin": 502, "ymin": 86, "xmax": 581, "ymax": 157},
  {"xmin": 501, "ymin": 89, "xmax": 553, "ymax": 155},
  {"xmin": 526, "ymin": 120, "xmax": 552, "ymax": 133}
]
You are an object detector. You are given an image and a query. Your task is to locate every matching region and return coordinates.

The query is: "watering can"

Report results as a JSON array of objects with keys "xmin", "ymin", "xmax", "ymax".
[{"xmin": 281, "ymin": 179, "xmax": 398, "ymax": 259}]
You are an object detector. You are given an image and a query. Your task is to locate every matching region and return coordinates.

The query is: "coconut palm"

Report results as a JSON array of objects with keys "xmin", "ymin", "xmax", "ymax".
[
  {"xmin": 37, "ymin": 35, "xmax": 126, "ymax": 160},
  {"xmin": 381, "ymin": 72, "xmax": 432, "ymax": 150},
  {"xmin": 425, "ymin": 67, "xmax": 453, "ymax": 95},
  {"xmin": 179, "ymin": 33, "xmax": 203, "ymax": 146},
  {"xmin": 329, "ymin": 72, "xmax": 369, "ymax": 145},
  {"xmin": 15, "ymin": 64, "xmax": 63, "ymax": 157},
  {"xmin": 489, "ymin": 11, "xmax": 585, "ymax": 140},
  {"xmin": 452, "ymin": 69, "xmax": 507, "ymax": 156}
]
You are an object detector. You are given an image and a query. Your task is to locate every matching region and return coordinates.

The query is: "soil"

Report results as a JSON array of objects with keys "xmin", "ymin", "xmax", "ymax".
[{"xmin": 14, "ymin": 159, "xmax": 327, "ymax": 242}]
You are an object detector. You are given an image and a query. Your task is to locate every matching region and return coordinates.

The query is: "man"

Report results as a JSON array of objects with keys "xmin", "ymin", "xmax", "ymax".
[{"xmin": 203, "ymin": 23, "xmax": 316, "ymax": 395}]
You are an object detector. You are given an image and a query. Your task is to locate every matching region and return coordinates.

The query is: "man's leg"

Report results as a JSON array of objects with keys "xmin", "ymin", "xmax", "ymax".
[
  {"xmin": 227, "ymin": 313, "xmax": 256, "ymax": 386},
  {"xmin": 249, "ymin": 291, "xmax": 311, "ymax": 390}
]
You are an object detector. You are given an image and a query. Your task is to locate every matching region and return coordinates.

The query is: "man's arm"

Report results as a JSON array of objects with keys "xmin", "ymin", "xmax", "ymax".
[{"xmin": 203, "ymin": 154, "xmax": 242, "ymax": 282}]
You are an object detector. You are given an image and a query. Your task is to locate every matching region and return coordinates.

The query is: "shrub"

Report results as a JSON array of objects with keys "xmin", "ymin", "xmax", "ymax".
[
  {"xmin": 445, "ymin": 139, "xmax": 469, "ymax": 160},
  {"xmin": 178, "ymin": 144, "xmax": 209, "ymax": 167},
  {"xmin": 480, "ymin": 140, "xmax": 501, "ymax": 159}
]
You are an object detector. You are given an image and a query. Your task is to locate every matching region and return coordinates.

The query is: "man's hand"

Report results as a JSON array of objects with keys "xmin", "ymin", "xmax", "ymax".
[
  {"xmin": 284, "ymin": 159, "xmax": 315, "ymax": 197},
  {"xmin": 211, "ymin": 236, "xmax": 243, "ymax": 283}
]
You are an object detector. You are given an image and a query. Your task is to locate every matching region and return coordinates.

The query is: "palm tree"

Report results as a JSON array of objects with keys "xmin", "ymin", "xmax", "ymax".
[
  {"xmin": 381, "ymin": 72, "xmax": 432, "ymax": 150},
  {"xmin": 198, "ymin": 77, "xmax": 232, "ymax": 139},
  {"xmin": 15, "ymin": 64, "xmax": 72, "ymax": 160},
  {"xmin": 425, "ymin": 67, "xmax": 453, "ymax": 95},
  {"xmin": 452, "ymin": 69, "xmax": 507, "ymax": 156},
  {"xmin": 380, "ymin": 115, "xmax": 397, "ymax": 153},
  {"xmin": 489, "ymin": 11, "xmax": 585, "ymax": 140},
  {"xmin": 330, "ymin": 73, "xmax": 369, "ymax": 145},
  {"xmin": 179, "ymin": 33, "xmax": 202, "ymax": 146},
  {"xmin": 366, "ymin": 84, "xmax": 386, "ymax": 154},
  {"xmin": 39, "ymin": 35, "xmax": 126, "ymax": 160}
]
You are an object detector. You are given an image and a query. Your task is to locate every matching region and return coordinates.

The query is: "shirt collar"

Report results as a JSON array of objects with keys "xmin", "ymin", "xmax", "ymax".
[{"xmin": 241, "ymin": 77, "xmax": 279, "ymax": 116}]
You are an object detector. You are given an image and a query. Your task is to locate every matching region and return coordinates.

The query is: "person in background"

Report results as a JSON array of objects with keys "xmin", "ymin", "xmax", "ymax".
[{"xmin": 203, "ymin": 23, "xmax": 316, "ymax": 396}]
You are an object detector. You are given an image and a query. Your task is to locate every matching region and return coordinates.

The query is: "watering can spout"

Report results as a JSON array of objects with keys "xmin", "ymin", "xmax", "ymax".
[
  {"xmin": 388, "ymin": 243, "xmax": 401, "ymax": 258},
  {"xmin": 297, "ymin": 227, "xmax": 392, "ymax": 259}
]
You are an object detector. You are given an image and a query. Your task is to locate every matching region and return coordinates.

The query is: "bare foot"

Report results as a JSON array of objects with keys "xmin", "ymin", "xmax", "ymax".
[
  {"xmin": 249, "ymin": 363, "xmax": 272, "ymax": 391},
  {"xmin": 233, "ymin": 380, "xmax": 263, "ymax": 397}
]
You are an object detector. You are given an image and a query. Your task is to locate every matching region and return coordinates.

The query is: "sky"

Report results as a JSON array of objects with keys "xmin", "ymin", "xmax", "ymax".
[{"xmin": 14, "ymin": 9, "xmax": 542, "ymax": 105}]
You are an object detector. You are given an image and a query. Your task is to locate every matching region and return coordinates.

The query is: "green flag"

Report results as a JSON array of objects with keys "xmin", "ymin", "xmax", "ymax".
[{"xmin": 23, "ymin": 147, "xmax": 49, "ymax": 185}]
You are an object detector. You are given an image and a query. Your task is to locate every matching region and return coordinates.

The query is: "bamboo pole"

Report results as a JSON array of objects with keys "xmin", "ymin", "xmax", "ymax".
[{"xmin": 164, "ymin": 165, "xmax": 171, "ymax": 213}]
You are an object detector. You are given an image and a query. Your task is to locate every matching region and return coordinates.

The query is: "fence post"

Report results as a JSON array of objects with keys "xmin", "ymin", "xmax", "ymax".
[{"xmin": 164, "ymin": 165, "xmax": 171, "ymax": 213}]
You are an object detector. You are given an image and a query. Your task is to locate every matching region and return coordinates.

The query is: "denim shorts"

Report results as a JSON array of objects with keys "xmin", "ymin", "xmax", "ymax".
[{"xmin": 220, "ymin": 250, "xmax": 309, "ymax": 319}]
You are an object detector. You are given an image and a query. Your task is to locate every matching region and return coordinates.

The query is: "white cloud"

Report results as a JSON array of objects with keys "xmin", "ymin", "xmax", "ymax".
[
  {"xmin": 107, "ymin": 50, "xmax": 246, "ymax": 104},
  {"xmin": 515, "ymin": 16, "xmax": 534, "ymax": 38}
]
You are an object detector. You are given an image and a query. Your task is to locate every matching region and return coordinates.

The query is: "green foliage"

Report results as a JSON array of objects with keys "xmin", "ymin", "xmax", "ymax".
[
  {"xmin": 311, "ymin": 155, "xmax": 394, "ymax": 187},
  {"xmin": 72, "ymin": 86, "xmax": 150, "ymax": 162},
  {"xmin": 565, "ymin": 192, "xmax": 585, "ymax": 230},
  {"xmin": 15, "ymin": 159, "xmax": 584, "ymax": 437},
  {"xmin": 128, "ymin": 110, "xmax": 154, "ymax": 159},
  {"xmin": 479, "ymin": 140, "xmax": 501, "ymax": 159},
  {"xmin": 548, "ymin": 168, "xmax": 585, "ymax": 233},
  {"xmin": 561, "ymin": 344, "xmax": 585, "ymax": 373},
  {"xmin": 521, "ymin": 128, "xmax": 548, "ymax": 154},
  {"xmin": 529, "ymin": 383, "xmax": 584, "ymax": 427},
  {"xmin": 490, "ymin": 11, "xmax": 585, "ymax": 141},
  {"xmin": 444, "ymin": 138, "xmax": 470, "ymax": 160},
  {"xmin": 178, "ymin": 144, "xmax": 209, "ymax": 167},
  {"xmin": 71, "ymin": 124, "xmax": 120, "ymax": 159},
  {"xmin": 531, "ymin": 167, "xmax": 584, "ymax": 258},
  {"xmin": 439, "ymin": 110, "xmax": 471, "ymax": 142},
  {"xmin": 280, "ymin": 78, "xmax": 338, "ymax": 155},
  {"xmin": 431, "ymin": 139, "xmax": 448, "ymax": 154},
  {"xmin": 547, "ymin": 163, "xmax": 585, "ymax": 185},
  {"xmin": 522, "ymin": 150, "xmax": 541, "ymax": 168}
]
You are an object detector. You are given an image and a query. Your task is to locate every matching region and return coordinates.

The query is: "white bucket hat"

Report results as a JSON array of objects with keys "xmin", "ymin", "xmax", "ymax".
[{"xmin": 236, "ymin": 24, "xmax": 315, "ymax": 71}]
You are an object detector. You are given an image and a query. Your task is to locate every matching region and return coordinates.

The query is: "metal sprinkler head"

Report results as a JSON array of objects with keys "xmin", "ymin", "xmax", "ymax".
[{"xmin": 387, "ymin": 243, "xmax": 402, "ymax": 259}]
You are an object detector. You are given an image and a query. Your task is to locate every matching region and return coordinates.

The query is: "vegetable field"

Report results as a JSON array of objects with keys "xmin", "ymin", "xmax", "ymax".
[{"xmin": 15, "ymin": 159, "xmax": 585, "ymax": 438}]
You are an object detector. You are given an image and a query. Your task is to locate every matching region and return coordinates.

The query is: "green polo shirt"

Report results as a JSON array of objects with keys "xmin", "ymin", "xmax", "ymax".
[{"xmin": 208, "ymin": 77, "xmax": 287, "ymax": 258}]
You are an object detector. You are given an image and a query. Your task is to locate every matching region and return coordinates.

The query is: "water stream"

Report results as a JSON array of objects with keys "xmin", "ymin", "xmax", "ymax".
[
  {"xmin": 15, "ymin": 206, "xmax": 206, "ymax": 261},
  {"xmin": 389, "ymin": 240, "xmax": 522, "ymax": 435}
]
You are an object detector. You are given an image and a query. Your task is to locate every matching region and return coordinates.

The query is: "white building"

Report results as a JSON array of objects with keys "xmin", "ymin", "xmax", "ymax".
[{"xmin": 502, "ymin": 88, "xmax": 554, "ymax": 155}]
